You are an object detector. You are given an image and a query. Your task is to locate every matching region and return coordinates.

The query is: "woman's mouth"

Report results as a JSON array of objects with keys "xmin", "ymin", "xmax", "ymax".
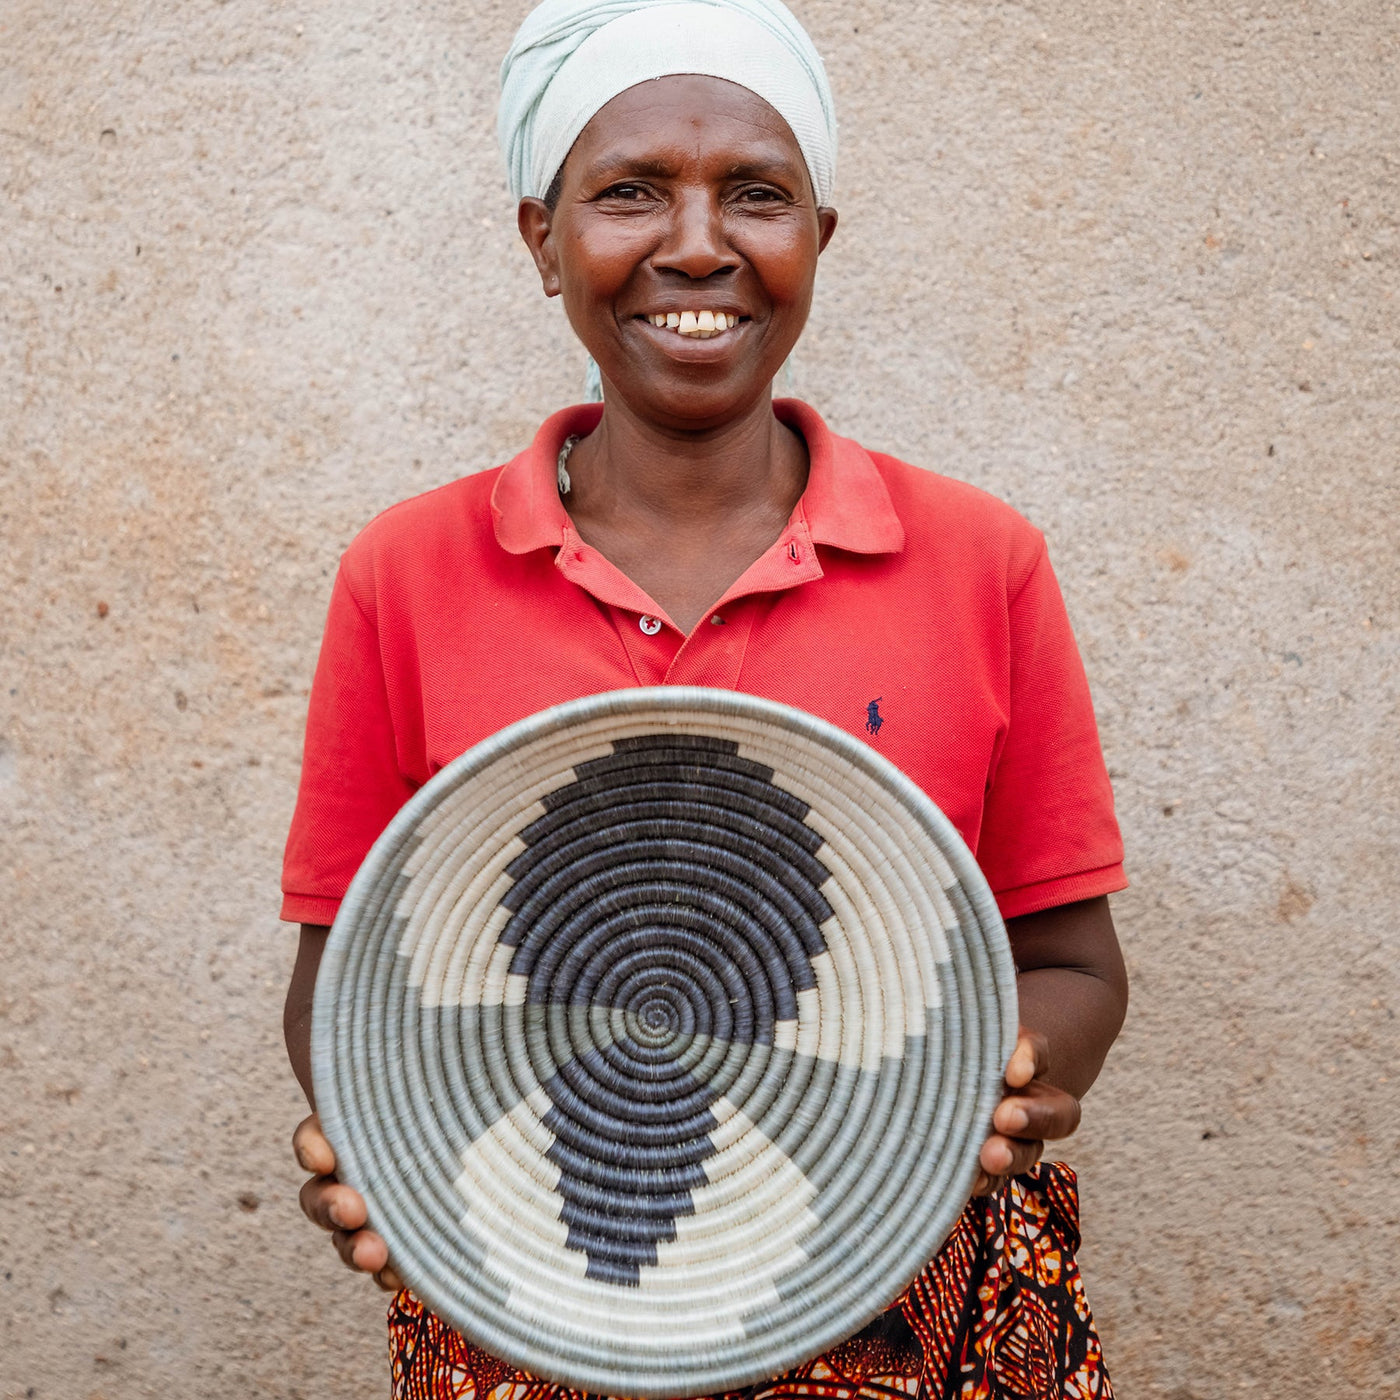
[{"xmin": 637, "ymin": 310, "xmax": 743, "ymax": 340}]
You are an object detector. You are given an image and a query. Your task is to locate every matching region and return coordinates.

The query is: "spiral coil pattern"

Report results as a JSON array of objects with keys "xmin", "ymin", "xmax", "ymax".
[{"xmin": 313, "ymin": 689, "xmax": 1016, "ymax": 1398}]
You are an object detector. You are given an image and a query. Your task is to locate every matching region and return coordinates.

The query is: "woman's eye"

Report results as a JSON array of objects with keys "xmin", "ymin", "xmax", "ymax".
[
  {"xmin": 599, "ymin": 183, "xmax": 648, "ymax": 201},
  {"xmin": 734, "ymin": 186, "xmax": 786, "ymax": 205}
]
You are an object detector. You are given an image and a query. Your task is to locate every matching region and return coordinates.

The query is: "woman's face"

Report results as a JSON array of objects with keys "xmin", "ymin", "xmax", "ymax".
[{"xmin": 519, "ymin": 75, "xmax": 837, "ymax": 430}]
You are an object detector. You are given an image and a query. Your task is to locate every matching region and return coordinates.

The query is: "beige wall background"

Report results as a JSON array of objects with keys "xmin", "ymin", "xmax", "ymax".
[{"xmin": 3, "ymin": 1, "xmax": 1397, "ymax": 1395}]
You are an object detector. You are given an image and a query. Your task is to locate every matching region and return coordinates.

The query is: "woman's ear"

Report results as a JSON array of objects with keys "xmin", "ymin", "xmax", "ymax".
[
  {"xmin": 517, "ymin": 197, "xmax": 561, "ymax": 297},
  {"xmin": 816, "ymin": 206, "xmax": 839, "ymax": 255}
]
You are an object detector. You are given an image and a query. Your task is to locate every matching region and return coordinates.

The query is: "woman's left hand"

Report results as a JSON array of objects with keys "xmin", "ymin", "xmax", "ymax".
[{"xmin": 970, "ymin": 1027, "xmax": 1081, "ymax": 1197}]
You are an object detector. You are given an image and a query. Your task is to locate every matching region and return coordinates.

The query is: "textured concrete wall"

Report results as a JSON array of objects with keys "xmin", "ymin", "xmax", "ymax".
[{"xmin": 3, "ymin": 1, "xmax": 1397, "ymax": 1396}]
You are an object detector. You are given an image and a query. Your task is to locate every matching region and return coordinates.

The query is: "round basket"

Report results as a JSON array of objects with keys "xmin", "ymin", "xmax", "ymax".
[{"xmin": 312, "ymin": 687, "xmax": 1017, "ymax": 1398}]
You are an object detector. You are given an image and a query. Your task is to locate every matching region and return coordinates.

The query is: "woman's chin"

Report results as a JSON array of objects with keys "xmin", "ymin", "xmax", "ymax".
[
  {"xmin": 595, "ymin": 333, "xmax": 790, "ymax": 426},
  {"xmin": 604, "ymin": 369, "xmax": 781, "ymax": 430}
]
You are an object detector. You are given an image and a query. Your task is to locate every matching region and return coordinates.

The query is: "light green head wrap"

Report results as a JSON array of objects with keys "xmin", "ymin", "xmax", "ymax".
[{"xmin": 498, "ymin": 0, "xmax": 838, "ymax": 205}]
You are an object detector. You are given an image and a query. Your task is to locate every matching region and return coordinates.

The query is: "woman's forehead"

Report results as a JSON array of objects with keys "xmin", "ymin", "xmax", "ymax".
[{"xmin": 568, "ymin": 76, "xmax": 808, "ymax": 183}]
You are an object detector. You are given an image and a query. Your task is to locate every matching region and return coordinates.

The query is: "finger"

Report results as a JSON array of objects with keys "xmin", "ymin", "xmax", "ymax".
[
  {"xmin": 1003, "ymin": 1031, "xmax": 1045, "ymax": 1090},
  {"xmin": 293, "ymin": 1114, "xmax": 337, "ymax": 1177},
  {"xmin": 970, "ymin": 1170, "xmax": 1003, "ymax": 1198},
  {"xmin": 300, "ymin": 1177, "xmax": 370, "ymax": 1234},
  {"xmin": 329, "ymin": 1227, "xmax": 391, "ymax": 1275},
  {"xmin": 350, "ymin": 1229, "xmax": 390, "ymax": 1275},
  {"xmin": 993, "ymin": 1086, "xmax": 1081, "ymax": 1143},
  {"xmin": 979, "ymin": 1133, "xmax": 1043, "ymax": 1179},
  {"xmin": 978, "ymin": 1133, "xmax": 1016, "ymax": 1177},
  {"xmin": 374, "ymin": 1265, "xmax": 405, "ymax": 1293}
]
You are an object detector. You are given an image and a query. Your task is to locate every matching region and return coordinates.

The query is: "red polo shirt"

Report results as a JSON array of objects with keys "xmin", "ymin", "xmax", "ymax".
[{"xmin": 281, "ymin": 400, "xmax": 1125, "ymax": 927}]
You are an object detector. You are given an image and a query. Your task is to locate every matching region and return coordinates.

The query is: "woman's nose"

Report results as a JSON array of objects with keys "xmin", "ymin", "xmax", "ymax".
[{"xmin": 652, "ymin": 189, "xmax": 740, "ymax": 280}]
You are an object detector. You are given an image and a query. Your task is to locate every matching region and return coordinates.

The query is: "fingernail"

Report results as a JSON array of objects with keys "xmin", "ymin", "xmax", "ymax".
[
  {"xmin": 1002, "ymin": 1107, "xmax": 1029, "ymax": 1133},
  {"xmin": 328, "ymin": 1204, "xmax": 344, "ymax": 1228}
]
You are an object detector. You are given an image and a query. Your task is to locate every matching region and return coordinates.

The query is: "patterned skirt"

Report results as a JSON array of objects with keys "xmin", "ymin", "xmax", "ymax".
[{"xmin": 388, "ymin": 1164, "xmax": 1113, "ymax": 1400}]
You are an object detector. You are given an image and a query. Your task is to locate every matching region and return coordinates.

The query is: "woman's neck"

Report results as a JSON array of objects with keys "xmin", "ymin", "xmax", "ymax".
[
  {"xmin": 561, "ymin": 392, "xmax": 810, "ymax": 634},
  {"xmin": 566, "ymin": 391, "xmax": 808, "ymax": 531}
]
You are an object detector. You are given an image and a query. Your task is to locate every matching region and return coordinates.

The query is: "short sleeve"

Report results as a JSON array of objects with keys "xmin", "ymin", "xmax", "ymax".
[
  {"xmin": 977, "ymin": 540, "xmax": 1127, "ymax": 920},
  {"xmin": 280, "ymin": 565, "xmax": 418, "ymax": 925}
]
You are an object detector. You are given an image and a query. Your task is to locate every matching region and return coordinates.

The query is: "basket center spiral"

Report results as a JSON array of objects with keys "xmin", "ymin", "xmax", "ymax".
[{"xmin": 494, "ymin": 734, "xmax": 834, "ymax": 1285}]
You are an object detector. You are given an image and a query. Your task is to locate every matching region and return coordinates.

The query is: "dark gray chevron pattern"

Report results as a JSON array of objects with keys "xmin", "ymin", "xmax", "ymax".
[{"xmin": 487, "ymin": 734, "xmax": 833, "ymax": 1285}]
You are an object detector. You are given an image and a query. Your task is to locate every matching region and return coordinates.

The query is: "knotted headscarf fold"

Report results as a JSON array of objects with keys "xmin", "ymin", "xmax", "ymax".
[{"xmin": 498, "ymin": 0, "xmax": 837, "ymax": 206}]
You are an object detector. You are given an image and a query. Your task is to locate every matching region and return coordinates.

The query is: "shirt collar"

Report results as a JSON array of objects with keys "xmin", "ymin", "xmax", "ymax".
[{"xmin": 491, "ymin": 398, "xmax": 905, "ymax": 557}]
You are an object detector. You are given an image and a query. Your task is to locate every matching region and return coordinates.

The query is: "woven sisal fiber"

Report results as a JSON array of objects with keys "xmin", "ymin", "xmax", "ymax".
[{"xmin": 312, "ymin": 687, "xmax": 1017, "ymax": 1398}]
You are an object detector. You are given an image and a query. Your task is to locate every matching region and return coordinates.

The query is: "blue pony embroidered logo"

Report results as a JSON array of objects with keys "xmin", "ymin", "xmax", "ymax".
[{"xmin": 865, "ymin": 698, "xmax": 884, "ymax": 736}]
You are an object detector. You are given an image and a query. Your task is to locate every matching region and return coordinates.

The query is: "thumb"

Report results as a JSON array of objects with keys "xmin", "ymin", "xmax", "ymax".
[{"xmin": 293, "ymin": 1112, "xmax": 337, "ymax": 1177}]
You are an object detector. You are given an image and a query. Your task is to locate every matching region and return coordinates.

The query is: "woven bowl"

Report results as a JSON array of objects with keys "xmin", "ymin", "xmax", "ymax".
[{"xmin": 312, "ymin": 687, "xmax": 1017, "ymax": 1397}]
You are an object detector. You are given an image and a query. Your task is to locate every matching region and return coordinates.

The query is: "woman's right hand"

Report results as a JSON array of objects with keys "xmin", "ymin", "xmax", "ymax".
[{"xmin": 293, "ymin": 1112, "xmax": 403, "ymax": 1292}]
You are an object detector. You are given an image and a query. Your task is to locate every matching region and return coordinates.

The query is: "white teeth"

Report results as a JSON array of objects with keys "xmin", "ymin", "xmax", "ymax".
[{"xmin": 647, "ymin": 311, "xmax": 740, "ymax": 337}]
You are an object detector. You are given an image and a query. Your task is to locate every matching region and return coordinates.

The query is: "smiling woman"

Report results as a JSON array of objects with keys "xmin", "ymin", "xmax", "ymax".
[
  {"xmin": 279, "ymin": 2, "xmax": 1129, "ymax": 1398},
  {"xmin": 517, "ymin": 73, "xmax": 836, "ymax": 631}
]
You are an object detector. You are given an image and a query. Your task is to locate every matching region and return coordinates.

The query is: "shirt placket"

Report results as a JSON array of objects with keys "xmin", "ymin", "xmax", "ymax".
[
  {"xmin": 613, "ymin": 606, "xmax": 684, "ymax": 684},
  {"xmin": 660, "ymin": 601, "xmax": 760, "ymax": 689},
  {"xmin": 666, "ymin": 516, "xmax": 823, "ymax": 687},
  {"xmin": 554, "ymin": 514, "xmax": 824, "ymax": 689}
]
